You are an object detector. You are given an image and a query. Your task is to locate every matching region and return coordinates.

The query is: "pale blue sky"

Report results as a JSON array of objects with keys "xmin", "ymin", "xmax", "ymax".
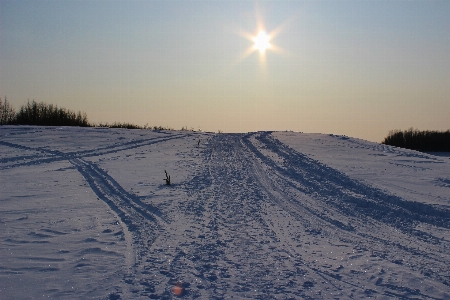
[{"xmin": 1, "ymin": 0, "xmax": 449, "ymax": 142}]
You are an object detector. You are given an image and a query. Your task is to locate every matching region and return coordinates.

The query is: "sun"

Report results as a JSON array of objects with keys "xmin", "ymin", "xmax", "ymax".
[
  {"xmin": 235, "ymin": 5, "xmax": 290, "ymax": 67},
  {"xmin": 253, "ymin": 31, "xmax": 271, "ymax": 54},
  {"xmin": 237, "ymin": 27, "xmax": 279, "ymax": 65},
  {"xmin": 230, "ymin": 2, "xmax": 295, "ymax": 71}
]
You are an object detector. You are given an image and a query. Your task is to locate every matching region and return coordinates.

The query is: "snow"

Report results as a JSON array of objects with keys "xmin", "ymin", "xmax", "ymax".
[{"xmin": 1, "ymin": 126, "xmax": 449, "ymax": 299}]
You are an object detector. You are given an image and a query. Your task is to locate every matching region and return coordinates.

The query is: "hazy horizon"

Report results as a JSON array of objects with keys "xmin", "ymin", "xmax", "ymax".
[{"xmin": 1, "ymin": 0, "xmax": 449, "ymax": 142}]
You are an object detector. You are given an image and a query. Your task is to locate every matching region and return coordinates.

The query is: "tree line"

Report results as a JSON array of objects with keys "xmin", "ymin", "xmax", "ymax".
[
  {"xmin": 1, "ymin": 98, "xmax": 89, "ymax": 127},
  {"xmin": 4, "ymin": 98, "xmax": 448, "ymax": 151},
  {"xmin": 0, "ymin": 98, "xmax": 175, "ymax": 130},
  {"xmin": 382, "ymin": 128, "xmax": 450, "ymax": 152}
]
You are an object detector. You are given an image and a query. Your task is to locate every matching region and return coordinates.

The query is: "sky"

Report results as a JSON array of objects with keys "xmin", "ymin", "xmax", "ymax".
[{"xmin": 0, "ymin": 0, "xmax": 449, "ymax": 142}]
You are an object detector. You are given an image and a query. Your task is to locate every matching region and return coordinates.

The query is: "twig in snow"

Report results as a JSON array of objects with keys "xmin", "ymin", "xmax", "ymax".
[{"xmin": 164, "ymin": 170, "xmax": 171, "ymax": 185}]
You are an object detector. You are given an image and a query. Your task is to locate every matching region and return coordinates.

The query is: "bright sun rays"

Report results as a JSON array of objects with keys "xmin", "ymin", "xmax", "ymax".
[
  {"xmin": 239, "ymin": 26, "xmax": 281, "ymax": 65},
  {"xmin": 236, "ymin": 6, "xmax": 288, "ymax": 68}
]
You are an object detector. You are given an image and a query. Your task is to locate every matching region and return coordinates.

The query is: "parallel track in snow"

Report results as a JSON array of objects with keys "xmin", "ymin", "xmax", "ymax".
[
  {"xmin": 245, "ymin": 132, "xmax": 450, "ymax": 229},
  {"xmin": 0, "ymin": 132, "xmax": 188, "ymax": 297},
  {"xmin": 69, "ymin": 157, "xmax": 165, "ymax": 296},
  {"xmin": 166, "ymin": 132, "xmax": 450, "ymax": 299},
  {"xmin": 0, "ymin": 133, "xmax": 186, "ymax": 170},
  {"xmin": 243, "ymin": 133, "xmax": 450, "ymax": 290}
]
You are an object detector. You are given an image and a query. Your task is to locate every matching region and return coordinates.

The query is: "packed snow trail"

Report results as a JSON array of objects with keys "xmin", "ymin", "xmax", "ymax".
[
  {"xmin": 1, "ymin": 127, "xmax": 449, "ymax": 299},
  {"xmin": 157, "ymin": 132, "xmax": 449, "ymax": 299}
]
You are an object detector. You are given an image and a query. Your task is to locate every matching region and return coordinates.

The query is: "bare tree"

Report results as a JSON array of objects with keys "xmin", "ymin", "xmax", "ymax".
[{"xmin": 0, "ymin": 97, "xmax": 16, "ymax": 125}]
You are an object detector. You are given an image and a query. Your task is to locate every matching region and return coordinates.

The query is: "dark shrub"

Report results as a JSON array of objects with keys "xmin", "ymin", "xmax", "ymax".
[{"xmin": 382, "ymin": 128, "xmax": 450, "ymax": 152}]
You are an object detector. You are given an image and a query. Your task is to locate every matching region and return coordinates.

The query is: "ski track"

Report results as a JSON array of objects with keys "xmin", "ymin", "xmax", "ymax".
[
  {"xmin": 170, "ymin": 132, "xmax": 449, "ymax": 299},
  {"xmin": 1, "ymin": 128, "xmax": 450, "ymax": 299},
  {"xmin": 1, "ymin": 131, "xmax": 187, "ymax": 298},
  {"xmin": 243, "ymin": 133, "xmax": 450, "ymax": 291},
  {"xmin": 0, "ymin": 133, "xmax": 186, "ymax": 170}
]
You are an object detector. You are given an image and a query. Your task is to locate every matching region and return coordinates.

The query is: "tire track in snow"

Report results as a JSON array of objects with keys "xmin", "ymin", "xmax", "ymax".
[
  {"xmin": 237, "ymin": 135, "xmax": 382, "ymax": 297},
  {"xmin": 177, "ymin": 134, "xmax": 308, "ymax": 298},
  {"xmin": 69, "ymin": 157, "xmax": 166, "ymax": 296},
  {"xmin": 70, "ymin": 158, "xmax": 165, "ymax": 224},
  {"xmin": 0, "ymin": 133, "xmax": 187, "ymax": 170},
  {"xmin": 242, "ymin": 132, "xmax": 450, "ymax": 293},
  {"xmin": 69, "ymin": 158, "xmax": 137, "ymax": 297},
  {"xmin": 176, "ymin": 134, "xmax": 373, "ymax": 298},
  {"xmin": 1, "ymin": 132, "xmax": 187, "ymax": 297},
  {"xmin": 178, "ymin": 133, "xmax": 448, "ymax": 298},
  {"xmin": 247, "ymin": 132, "xmax": 450, "ymax": 230}
]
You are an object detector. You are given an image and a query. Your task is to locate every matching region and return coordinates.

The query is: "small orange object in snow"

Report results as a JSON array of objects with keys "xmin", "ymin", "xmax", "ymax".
[{"xmin": 173, "ymin": 282, "xmax": 183, "ymax": 296}]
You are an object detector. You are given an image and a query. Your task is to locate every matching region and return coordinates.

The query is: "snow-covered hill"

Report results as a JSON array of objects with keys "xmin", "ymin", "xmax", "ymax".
[{"xmin": 1, "ymin": 126, "xmax": 449, "ymax": 299}]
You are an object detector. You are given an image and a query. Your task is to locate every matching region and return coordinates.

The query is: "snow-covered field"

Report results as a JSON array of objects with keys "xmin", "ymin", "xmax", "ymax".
[{"xmin": 1, "ymin": 126, "xmax": 449, "ymax": 299}]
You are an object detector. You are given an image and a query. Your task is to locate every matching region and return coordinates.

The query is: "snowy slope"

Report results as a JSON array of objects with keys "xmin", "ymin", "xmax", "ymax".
[{"xmin": 1, "ymin": 126, "xmax": 449, "ymax": 299}]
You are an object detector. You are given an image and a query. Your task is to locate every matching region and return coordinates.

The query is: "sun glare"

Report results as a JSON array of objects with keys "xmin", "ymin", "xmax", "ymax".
[
  {"xmin": 232, "ymin": 3, "xmax": 293, "ymax": 70},
  {"xmin": 253, "ymin": 31, "xmax": 271, "ymax": 53},
  {"xmin": 235, "ymin": 6, "xmax": 289, "ymax": 68}
]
